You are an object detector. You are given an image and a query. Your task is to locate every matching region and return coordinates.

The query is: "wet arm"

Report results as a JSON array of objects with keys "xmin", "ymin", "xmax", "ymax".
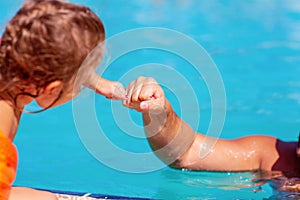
[
  {"xmin": 142, "ymin": 100, "xmax": 264, "ymax": 171},
  {"xmin": 124, "ymin": 77, "xmax": 283, "ymax": 172},
  {"xmin": 142, "ymin": 100, "xmax": 197, "ymax": 166}
]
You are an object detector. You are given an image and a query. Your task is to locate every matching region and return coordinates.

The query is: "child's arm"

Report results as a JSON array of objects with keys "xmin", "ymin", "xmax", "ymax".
[
  {"xmin": 86, "ymin": 73, "xmax": 126, "ymax": 100},
  {"xmin": 123, "ymin": 76, "xmax": 298, "ymax": 172}
]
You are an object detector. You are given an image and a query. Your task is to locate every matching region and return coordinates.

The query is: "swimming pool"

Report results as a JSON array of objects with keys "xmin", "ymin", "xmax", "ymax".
[{"xmin": 2, "ymin": 0, "xmax": 300, "ymax": 199}]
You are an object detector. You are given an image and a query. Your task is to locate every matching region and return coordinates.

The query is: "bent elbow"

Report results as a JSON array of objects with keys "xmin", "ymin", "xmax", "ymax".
[{"xmin": 168, "ymin": 153, "xmax": 196, "ymax": 170}]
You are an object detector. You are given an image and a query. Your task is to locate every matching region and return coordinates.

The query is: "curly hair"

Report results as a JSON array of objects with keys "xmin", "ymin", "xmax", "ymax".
[{"xmin": 0, "ymin": 0, "xmax": 105, "ymax": 93}]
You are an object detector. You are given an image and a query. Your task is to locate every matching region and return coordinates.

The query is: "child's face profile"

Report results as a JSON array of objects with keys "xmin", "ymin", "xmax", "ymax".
[
  {"xmin": 34, "ymin": 76, "xmax": 87, "ymax": 109},
  {"xmin": 35, "ymin": 52, "xmax": 104, "ymax": 109}
]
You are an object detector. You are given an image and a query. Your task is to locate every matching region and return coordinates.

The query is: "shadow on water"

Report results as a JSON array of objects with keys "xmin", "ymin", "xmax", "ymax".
[{"xmin": 152, "ymin": 169, "xmax": 300, "ymax": 200}]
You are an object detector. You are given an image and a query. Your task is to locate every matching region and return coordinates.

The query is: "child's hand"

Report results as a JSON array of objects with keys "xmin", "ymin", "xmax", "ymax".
[
  {"xmin": 95, "ymin": 78, "xmax": 126, "ymax": 100},
  {"xmin": 123, "ymin": 76, "xmax": 166, "ymax": 113},
  {"xmin": 87, "ymin": 73, "xmax": 126, "ymax": 100}
]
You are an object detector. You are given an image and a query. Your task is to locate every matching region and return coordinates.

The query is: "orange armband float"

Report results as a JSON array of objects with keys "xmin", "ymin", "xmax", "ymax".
[{"xmin": 0, "ymin": 131, "xmax": 17, "ymax": 200}]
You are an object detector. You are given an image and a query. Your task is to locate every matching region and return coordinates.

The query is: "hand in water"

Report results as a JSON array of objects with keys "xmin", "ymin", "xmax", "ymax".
[{"xmin": 123, "ymin": 76, "xmax": 166, "ymax": 113}]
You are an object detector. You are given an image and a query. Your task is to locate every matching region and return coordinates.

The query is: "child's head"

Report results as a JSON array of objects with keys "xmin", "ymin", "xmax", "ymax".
[{"xmin": 0, "ymin": 0, "xmax": 105, "ymax": 109}]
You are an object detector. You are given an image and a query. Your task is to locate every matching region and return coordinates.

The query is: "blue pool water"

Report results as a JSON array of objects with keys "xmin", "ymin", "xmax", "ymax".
[{"xmin": 1, "ymin": 0, "xmax": 300, "ymax": 199}]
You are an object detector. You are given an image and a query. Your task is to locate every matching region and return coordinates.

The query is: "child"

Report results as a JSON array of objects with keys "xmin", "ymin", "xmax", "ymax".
[
  {"xmin": 123, "ymin": 76, "xmax": 300, "ymax": 177},
  {"xmin": 0, "ymin": 0, "xmax": 125, "ymax": 199}
]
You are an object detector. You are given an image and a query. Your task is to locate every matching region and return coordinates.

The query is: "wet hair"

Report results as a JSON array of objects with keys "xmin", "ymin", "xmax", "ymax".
[{"xmin": 0, "ymin": 0, "xmax": 105, "ymax": 94}]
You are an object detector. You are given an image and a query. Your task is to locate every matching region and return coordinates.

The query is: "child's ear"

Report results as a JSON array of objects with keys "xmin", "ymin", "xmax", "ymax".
[
  {"xmin": 43, "ymin": 80, "xmax": 63, "ymax": 96},
  {"xmin": 35, "ymin": 80, "xmax": 63, "ymax": 108}
]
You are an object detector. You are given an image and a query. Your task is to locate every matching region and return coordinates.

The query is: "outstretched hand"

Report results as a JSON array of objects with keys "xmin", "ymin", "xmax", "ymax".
[
  {"xmin": 87, "ymin": 73, "xmax": 126, "ymax": 100},
  {"xmin": 123, "ymin": 76, "xmax": 166, "ymax": 113},
  {"xmin": 87, "ymin": 74, "xmax": 166, "ymax": 113}
]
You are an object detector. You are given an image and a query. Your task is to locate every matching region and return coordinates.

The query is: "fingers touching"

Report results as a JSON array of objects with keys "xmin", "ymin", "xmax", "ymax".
[
  {"xmin": 123, "ymin": 76, "xmax": 165, "ymax": 113},
  {"xmin": 86, "ymin": 74, "xmax": 165, "ymax": 112},
  {"xmin": 87, "ymin": 73, "xmax": 126, "ymax": 100}
]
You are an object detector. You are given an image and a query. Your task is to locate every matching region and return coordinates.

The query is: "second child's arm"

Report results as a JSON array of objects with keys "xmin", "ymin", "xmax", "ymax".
[{"xmin": 123, "ymin": 77, "xmax": 298, "ymax": 173}]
